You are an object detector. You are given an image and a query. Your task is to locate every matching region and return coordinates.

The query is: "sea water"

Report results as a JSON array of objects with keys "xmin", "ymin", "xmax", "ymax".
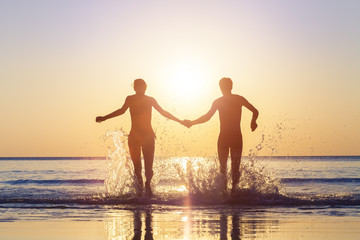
[{"xmin": 0, "ymin": 130, "xmax": 360, "ymax": 239}]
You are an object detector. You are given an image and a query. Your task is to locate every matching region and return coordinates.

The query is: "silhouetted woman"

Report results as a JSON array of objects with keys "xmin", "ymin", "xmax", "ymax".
[{"xmin": 96, "ymin": 79, "xmax": 184, "ymax": 197}]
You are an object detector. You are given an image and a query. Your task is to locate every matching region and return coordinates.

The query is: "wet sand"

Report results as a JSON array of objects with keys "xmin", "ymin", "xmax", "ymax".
[{"xmin": 1, "ymin": 209, "xmax": 359, "ymax": 240}]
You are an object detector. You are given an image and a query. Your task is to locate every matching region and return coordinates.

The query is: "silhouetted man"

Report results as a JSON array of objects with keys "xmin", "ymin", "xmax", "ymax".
[
  {"xmin": 185, "ymin": 77, "xmax": 259, "ymax": 195},
  {"xmin": 96, "ymin": 79, "xmax": 184, "ymax": 197}
]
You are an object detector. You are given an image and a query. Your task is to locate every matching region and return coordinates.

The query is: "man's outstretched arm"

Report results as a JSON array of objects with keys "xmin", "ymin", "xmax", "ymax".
[
  {"xmin": 152, "ymin": 98, "xmax": 184, "ymax": 124},
  {"xmin": 243, "ymin": 98, "xmax": 259, "ymax": 131},
  {"xmin": 96, "ymin": 97, "xmax": 129, "ymax": 123},
  {"xmin": 186, "ymin": 102, "xmax": 217, "ymax": 128}
]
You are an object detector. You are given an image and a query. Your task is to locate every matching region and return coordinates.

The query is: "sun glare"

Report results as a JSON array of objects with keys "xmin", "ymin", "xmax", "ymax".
[{"xmin": 164, "ymin": 61, "xmax": 209, "ymax": 101}]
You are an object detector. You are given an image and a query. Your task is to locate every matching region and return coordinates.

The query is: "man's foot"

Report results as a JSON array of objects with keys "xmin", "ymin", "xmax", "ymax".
[
  {"xmin": 145, "ymin": 182, "xmax": 152, "ymax": 198},
  {"xmin": 230, "ymin": 185, "xmax": 238, "ymax": 197},
  {"xmin": 222, "ymin": 188, "xmax": 228, "ymax": 198}
]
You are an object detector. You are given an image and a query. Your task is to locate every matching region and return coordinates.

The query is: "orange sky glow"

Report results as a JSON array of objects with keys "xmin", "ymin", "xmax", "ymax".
[{"xmin": 0, "ymin": 1, "xmax": 359, "ymax": 157}]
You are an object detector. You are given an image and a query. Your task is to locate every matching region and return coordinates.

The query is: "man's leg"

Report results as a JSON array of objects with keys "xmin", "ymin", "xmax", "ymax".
[
  {"xmin": 218, "ymin": 135, "xmax": 229, "ymax": 192},
  {"xmin": 128, "ymin": 135, "xmax": 144, "ymax": 192},
  {"xmin": 230, "ymin": 135, "xmax": 243, "ymax": 194},
  {"xmin": 230, "ymin": 148, "xmax": 241, "ymax": 193},
  {"xmin": 142, "ymin": 136, "xmax": 155, "ymax": 197}
]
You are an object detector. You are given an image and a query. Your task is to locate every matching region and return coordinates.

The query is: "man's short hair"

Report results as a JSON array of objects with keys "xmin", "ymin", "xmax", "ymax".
[
  {"xmin": 133, "ymin": 78, "xmax": 147, "ymax": 87},
  {"xmin": 219, "ymin": 77, "xmax": 233, "ymax": 91},
  {"xmin": 133, "ymin": 78, "xmax": 147, "ymax": 91}
]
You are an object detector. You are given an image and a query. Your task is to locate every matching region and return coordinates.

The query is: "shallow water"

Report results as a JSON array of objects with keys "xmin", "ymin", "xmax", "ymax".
[
  {"xmin": 0, "ymin": 156, "xmax": 359, "ymax": 217},
  {"xmin": 1, "ymin": 204, "xmax": 360, "ymax": 239},
  {"xmin": 1, "ymin": 156, "xmax": 359, "ymax": 206},
  {"xmin": 1, "ymin": 131, "xmax": 360, "ymax": 238}
]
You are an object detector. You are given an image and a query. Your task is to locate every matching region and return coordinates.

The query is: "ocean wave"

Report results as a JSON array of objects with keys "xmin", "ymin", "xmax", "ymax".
[
  {"xmin": 280, "ymin": 178, "xmax": 360, "ymax": 184},
  {"xmin": 0, "ymin": 191, "xmax": 359, "ymax": 207},
  {"xmin": 2, "ymin": 179, "xmax": 104, "ymax": 186},
  {"xmin": 3, "ymin": 177, "xmax": 360, "ymax": 187}
]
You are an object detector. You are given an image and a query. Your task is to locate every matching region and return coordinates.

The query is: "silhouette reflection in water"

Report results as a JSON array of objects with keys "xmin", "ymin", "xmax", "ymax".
[
  {"xmin": 132, "ymin": 210, "xmax": 154, "ymax": 240},
  {"xmin": 220, "ymin": 213, "xmax": 241, "ymax": 240},
  {"xmin": 105, "ymin": 208, "xmax": 279, "ymax": 239}
]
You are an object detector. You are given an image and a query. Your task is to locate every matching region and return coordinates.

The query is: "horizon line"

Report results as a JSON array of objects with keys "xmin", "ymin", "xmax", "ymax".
[{"xmin": 0, "ymin": 155, "xmax": 359, "ymax": 160}]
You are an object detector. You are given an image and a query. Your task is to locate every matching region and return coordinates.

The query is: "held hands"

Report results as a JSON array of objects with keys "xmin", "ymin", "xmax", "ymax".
[{"xmin": 180, "ymin": 119, "xmax": 193, "ymax": 128}]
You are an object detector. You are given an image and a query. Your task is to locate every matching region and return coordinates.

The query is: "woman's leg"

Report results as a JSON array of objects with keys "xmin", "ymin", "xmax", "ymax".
[
  {"xmin": 128, "ymin": 135, "xmax": 144, "ymax": 189},
  {"xmin": 142, "ymin": 136, "xmax": 155, "ymax": 196}
]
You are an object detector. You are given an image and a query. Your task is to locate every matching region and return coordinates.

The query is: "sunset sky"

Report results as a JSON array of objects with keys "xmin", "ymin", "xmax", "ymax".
[{"xmin": 1, "ymin": 0, "xmax": 359, "ymax": 157}]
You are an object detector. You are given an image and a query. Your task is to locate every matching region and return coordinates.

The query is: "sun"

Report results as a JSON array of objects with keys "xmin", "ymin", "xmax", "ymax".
[{"xmin": 164, "ymin": 61, "xmax": 209, "ymax": 101}]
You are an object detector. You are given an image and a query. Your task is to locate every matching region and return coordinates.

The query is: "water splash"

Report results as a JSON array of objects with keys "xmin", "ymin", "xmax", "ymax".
[
  {"xmin": 101, "ymin": 129, "xmax": 281, "ymax": 202},
  {"xmin": 243, "ymin": 134, "xmax": 280, "ymax": 195},
  {"xmin": 102, "ymin": 129, "xmax": 140, "ymax": 198},
  {"xmin": 239, "ymin": 160, "xmax": 280, "ymax": 195},
  {"xmin": 172, "ymin": 157, "xmax": 225, "ymax": 200},
  {"xmin": 171, "ymin": 155, "xmax": 280, "ymax": 200},
  {"xmin": 248, "ymin": 134, "xmax": 265, "ymax": 166}
]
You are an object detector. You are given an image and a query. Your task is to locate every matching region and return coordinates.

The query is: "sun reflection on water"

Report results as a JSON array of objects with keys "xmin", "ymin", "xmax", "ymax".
[{"xmin": 103, "ymin": 208, "xmax": 280, "ymax": 240}]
